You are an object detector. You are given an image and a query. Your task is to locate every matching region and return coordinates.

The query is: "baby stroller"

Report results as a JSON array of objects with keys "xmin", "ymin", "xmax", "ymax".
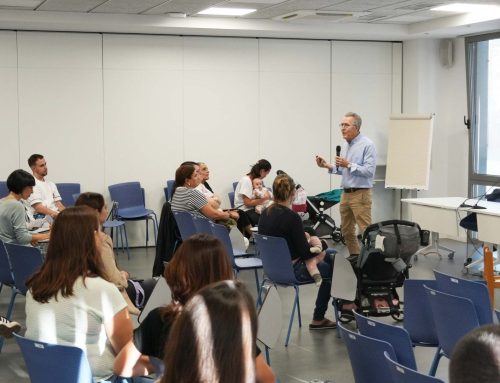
[
  {"xmin": 301, "ymin": 189, "xmax": 344, "ymax": 243},
  {"xmin": 336, "ymin": 220, "xmax": 425, "ymax": 322}
]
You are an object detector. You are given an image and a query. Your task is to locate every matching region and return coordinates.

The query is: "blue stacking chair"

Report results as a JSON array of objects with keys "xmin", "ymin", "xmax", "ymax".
[
  {"xmin": 14, "ymin": 334, "xmax": 93, "ymax": 383},
  {"xmin": 339, "ymin": 323, "xmax": 397, "ymax": 383},
  {"xmin": 56, "ymin": 183, "xmax": 80, "ymax": 207},
  {"xmin": 211, "ymin": 222, "xmax": 262, "ymax": 299},
  {"xmin": 0, "ymin": 181, "xmax": 8, "ymax": 197},
  {"xmin": 102, "ymin": 201, "xmax": 130, "ymax": 259},
  {"xmin": 228, "ymin": 191, "xmax": 235, "ymax": 208},
  {"xmin": 433, "ymin": 269, "xmax": 493, "ymax": 325},
  {"xmin": 173, "ymin": 211, "xmax": 197, "ymax": 240},
  {"xmin": 403, "ymin": 279, "xmax": 441, "ymax": 376},
  {"xmin": 353, "ymin": 311, "xmax": 417, "ymax": 370},
  {"xmin": 0, "ymin": 240, "xmax": 17, "ymax": 352},
  {"xmin": 496, "ymin": 309, "xmax": 500, "ymax": 322},
  {"xmin": 254, "ymin": 233, "xmax": 315, "ymax": 347},
  {"xmin": 424, "ymin": 285, "xmax": 480, "ymax": 371},
  {"xmin": 192, "ymin": 215, "xmax": 213, "ymax": 235},
  {"xmin": 165, "ymin": 180, "xmax": 175, "ymax": 202},
  {"xmin": 232, "ymin": 181, "xmax": 238, "ymax": 191},
  {"xmin": 384, "ymin": 351, "xmax": 446, "ymax": 383},
  {"xmin": 4, "ymin": 243, "xmax": 44, "ymax": 296},
  {"xmin": 108, "ymin": 182, "xmax": 158, "ymax": 247}
]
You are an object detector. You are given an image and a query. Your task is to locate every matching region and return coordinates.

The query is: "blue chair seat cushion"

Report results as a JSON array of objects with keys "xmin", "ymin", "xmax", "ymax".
[
  {"xmin": 234, "ymin": 257, "xmax": 263, "ymax": 270},
  {"xmin": 118, "ymin": 207, "xmax": 155, "ymax": 219}
]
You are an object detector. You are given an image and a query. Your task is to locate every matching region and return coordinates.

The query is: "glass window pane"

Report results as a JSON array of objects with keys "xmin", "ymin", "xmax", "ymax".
[{"xmin": 471, "ymin": 38, "xmax": 500, "ymax": 176}]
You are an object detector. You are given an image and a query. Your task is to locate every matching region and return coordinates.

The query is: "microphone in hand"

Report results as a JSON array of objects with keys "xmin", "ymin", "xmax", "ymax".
[{"xmin": 336, "ymin": 145, "xmax": 341, "ymax": 171}]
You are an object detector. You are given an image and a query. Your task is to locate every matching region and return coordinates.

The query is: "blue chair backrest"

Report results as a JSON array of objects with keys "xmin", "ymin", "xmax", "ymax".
[
  {"xmin": 353, "ymin": 311, "xmax": 417, "ymax": 370},
  {"xmin": 192, "ymin": 215, "xmax": 213, "ymax": 235},
  {"xmin": 210, "ymin": 222, "xmax": 236, "ymax": 266},
  {"xmin": 15, "ymin": 334, "xmax": 93, "ymax": 383},
  {"xmin": 254, "ymin": 234, "xmax": 298, "ymax": 285},
  {"xmin": 496, "ymin": 309, "xmax": 500, "ymax": 322},
  {"xmin": 228, "ymin": 191, "xmax": 235, "ymax": 208},
  {"xmin": 384, "ymin": 351, "xmax": 445, "ymax": 383},
  {"xmin": 0, "ymin": 181, "xmax": 8, "ymax": 198},
  {"xmin": 339, "ymin": 323, "xmax": 397, "ymax": 383},
  {"xmin": 108, "ymin": 182, "xmax": 145, "ymax": 210},
  {"xmin": 0, "ymin": 239, "xmax": 14, "ymax": 286},
  {"xmin": 173, "ymin": 211, "xmax": 197, "ymax": 240},
  {"xmin": 56, "ymin": 183, "xmax": 81, "ymax": 207},
  {"xmin": 424, "ymin": 285, "xmax": 480, "ymax": 358},
  {"xmin": 403, "ymin": 279, "xmax": 439, "ymax": 345},
  {"xmin": 433, "ymin": 270, "xmax": 492, "ymax": 325},
  {"xmin": 4, "ymin": 243, "xmax": 44, "ymax": 295},
  {"xmin": 232, "ymin": 181, "xmax": 238, "ymax": 191},
  {"xmin": 166, "ymin": 180, "xmax": 175, "ymax": 201}
]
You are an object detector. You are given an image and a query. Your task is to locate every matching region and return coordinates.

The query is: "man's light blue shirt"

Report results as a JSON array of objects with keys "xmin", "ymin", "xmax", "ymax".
[{"xmin": 329, "ymin": 133, "xmax": 376, "ymax": 188}]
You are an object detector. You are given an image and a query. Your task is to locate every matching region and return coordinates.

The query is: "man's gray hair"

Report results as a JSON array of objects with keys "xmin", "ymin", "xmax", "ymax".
[{"xmin": 345, "ymin": 112, "xmax": 362, "ymax": 129}]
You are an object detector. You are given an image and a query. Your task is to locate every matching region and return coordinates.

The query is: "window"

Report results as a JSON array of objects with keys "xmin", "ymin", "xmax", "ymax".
[{"xmin": 466, "ymin": 32, "xmax": 500, "ymax": 197}]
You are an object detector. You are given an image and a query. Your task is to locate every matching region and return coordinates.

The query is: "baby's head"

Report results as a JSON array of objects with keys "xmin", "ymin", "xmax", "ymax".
[{"xmin": 252, "ymin": 178, "xmax": 263, "ymax": 190}]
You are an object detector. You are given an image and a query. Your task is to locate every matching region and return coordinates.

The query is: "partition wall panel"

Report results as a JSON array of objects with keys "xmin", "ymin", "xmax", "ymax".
[
  {"xmin": 259, "ymin": 39, "xmax": 331, "ymax": 195},
  {"xmin": 16, "ymin": 32, "xmax": 104, "ymax": 193},
  {"xmin": 0, "ymin": 31, "xmax": 19, "ymax": 179},
  {"xmin": 183, "ymin": 37, "xmax": 260, "ymax": 208}
]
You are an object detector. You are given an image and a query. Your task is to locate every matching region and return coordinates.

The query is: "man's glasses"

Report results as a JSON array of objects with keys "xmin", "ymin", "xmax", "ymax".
[{"xmin": 339, "ymin": 123, "xmax": 354, "ymax": 128}]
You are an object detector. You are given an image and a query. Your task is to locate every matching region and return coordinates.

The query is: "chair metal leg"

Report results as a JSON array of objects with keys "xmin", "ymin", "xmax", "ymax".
[
  {"xmin": 118, "ymin": 225, "xmax": 125, "ymax": 253},
  {"xmin": 254, "ymin": 269, "xmax": 262, "ymax": 306},
  {"xmin": 122, "ymin": 225, "xmax": 130, "ymax": 259},
  {"xmin": 333, "ymin": 300, "xmax": 341, "ymax": 339},
  {"xmin": 265, "ymin": 345, "xmax": 271, "ymax": 365},
  {"xmin": 428, "ymin": 347, "xmax": 444, "ymax": 376},
  {"xmin": 0, "ymin": 289, "xmax": 18, "ymax": 353},
  {"xmin": 285, "ymin": 287, "xmax": 300, "ymax": 347},
  {"xmin": 295, "ymin": 285, "xmax": 302, "ymax": 328}
]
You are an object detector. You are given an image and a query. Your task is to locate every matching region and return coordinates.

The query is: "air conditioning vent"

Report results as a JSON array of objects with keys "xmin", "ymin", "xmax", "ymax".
[{"xmin": 273, "ymin": 10, "xmax": 370, "ymax": 22}]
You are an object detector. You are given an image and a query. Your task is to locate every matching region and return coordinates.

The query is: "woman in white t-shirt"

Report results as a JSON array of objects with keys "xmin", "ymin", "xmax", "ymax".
[
  {"xmin": 234, "ymin": 159, "xmax": 272, "ymax": 229},
  {"xmin": 25, "ymin": 206, "xmax": 147, "ymax": 381}
]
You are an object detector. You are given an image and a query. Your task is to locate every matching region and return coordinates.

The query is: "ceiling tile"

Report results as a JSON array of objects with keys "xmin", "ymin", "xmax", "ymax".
[
  {"xmin": 143, "ymin": 0, "xmax": 220, "ymax": 15},
  {"xmin": 38, "ymin": 0, "xmax": 105, "ymax": 12},
  {"xmin": 92, "ymin": 0, "xmax": 168, "ymax": 14}
]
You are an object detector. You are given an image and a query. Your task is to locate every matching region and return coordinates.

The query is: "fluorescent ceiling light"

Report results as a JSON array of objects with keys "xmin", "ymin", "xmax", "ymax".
[
  {"xmin": 197, "ymin": 7, "xmax": 256, "ymax": 16},
  {"xmin": 431, "ymin": 3, "xmax": 500, "ymax": 13}
]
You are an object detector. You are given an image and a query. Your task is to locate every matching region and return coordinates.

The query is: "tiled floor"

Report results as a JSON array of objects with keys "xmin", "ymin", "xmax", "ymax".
[{"xmin": 0, "ymin": 238, "xmax": 496, "ymax": 383}]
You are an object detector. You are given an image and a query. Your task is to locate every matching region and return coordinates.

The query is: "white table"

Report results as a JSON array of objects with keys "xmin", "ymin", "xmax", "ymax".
[{"xmin": 402, "ymin": 197, "xmax": 500, "ymax": 266}]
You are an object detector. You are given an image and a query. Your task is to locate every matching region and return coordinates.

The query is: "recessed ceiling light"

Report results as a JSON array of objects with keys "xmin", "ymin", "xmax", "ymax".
[
  {"xmin": 431, "ymin": 3, "xmax": 500, "ymax": 13},
  {"xmin": 197, "ymin": 7, "xmax": 256, "ymax": 16}
]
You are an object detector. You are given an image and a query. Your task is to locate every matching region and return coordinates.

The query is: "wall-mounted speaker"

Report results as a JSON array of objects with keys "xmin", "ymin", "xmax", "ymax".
[{"xmin": 439, "ymin": 39, "xmax": 454, "ymax": 68}]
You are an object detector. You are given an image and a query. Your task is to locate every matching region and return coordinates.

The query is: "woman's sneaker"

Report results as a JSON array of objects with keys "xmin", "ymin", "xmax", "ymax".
[{"xmin": 0, "ymin": 316, "xmax": 21, "ymax": 339}]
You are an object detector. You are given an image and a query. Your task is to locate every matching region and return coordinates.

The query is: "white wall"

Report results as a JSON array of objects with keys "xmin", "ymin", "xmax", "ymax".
[
  {"xmin": 0, "ymin": 31, "xmax": 402, "ymax": 245},
  {"xmin": 402, "ymin": 38, "xmax": 468, "ymax": 199}
]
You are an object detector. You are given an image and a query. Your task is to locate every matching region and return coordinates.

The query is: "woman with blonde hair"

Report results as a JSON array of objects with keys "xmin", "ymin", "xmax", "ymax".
[{"xmin": 162, "ymin": 280, "xmax": 257, "ymax": 383}]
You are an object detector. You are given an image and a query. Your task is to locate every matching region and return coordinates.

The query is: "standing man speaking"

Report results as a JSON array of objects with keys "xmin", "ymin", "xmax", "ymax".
[{"xmin": 315, "ymin": 112, "xmax": 376, "ymax": 259}]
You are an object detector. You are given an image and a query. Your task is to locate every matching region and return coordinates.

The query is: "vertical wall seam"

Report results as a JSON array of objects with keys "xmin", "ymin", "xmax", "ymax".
[
  {"xmin": 16, "ymin": 31, "xmax": 21, "ymax": 168},
  {"xmin": 101, "ymin": 33, "xmax": 106, "ymax": 191}
]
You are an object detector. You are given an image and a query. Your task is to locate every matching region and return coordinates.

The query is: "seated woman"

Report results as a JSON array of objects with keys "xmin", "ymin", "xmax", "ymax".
[
  {"xmin": 0, "ymin": 169, "xmax": 49, "ymax": 245},
  {"xmin": 234, "ymin": 159, "xmax": 272, "ymax": 229},
  {"xmin": 24, "ymin": 206, "xmax": 138, "ymax": 381},
  {"xmin": 258, "ymin": 173, "xmax": 337, "ymax": 330},
  {"xmin": 171, "ymin": 164, "xmax": 239, "ymax": 223},
  {"xmin": 75, "ymin": 192, "xmax": 156, "ymax": 316},
  {"xmin": 161, "ymin": 280, "xmax": 258, "ymax": 383},
  {"xmin": 196, "ymin": 162, "xmax": 222, "ymax": 209},
  {"xmin": 114, "ymin": 234, "xmax": 275, "ymax": 383}
]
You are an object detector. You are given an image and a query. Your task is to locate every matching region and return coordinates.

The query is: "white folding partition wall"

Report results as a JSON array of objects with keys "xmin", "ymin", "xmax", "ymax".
[{"xmin": 0, "ymin": 31, "xmax": 402, "ymax": 245}]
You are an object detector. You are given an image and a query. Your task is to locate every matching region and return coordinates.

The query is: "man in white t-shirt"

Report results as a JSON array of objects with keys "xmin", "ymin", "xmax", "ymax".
[{"xmin": 27, "ymin": 154, "xmax": 65, "ymax": 220}]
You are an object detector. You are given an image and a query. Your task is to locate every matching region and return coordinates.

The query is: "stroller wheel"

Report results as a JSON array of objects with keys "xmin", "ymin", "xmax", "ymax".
[
  {"xmin": 332, "ymin": 230, "xmax": 345, "ymax": 244},
  {"xmin": 391, "ymin": 312, "xmax": 404, "ymax": 322}
]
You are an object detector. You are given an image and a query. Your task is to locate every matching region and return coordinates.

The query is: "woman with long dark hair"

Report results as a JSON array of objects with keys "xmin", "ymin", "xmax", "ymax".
[
  {"xmin": 25, "ymin": 206, "xmax": 133, "ymax": 381},
  {"xmin": 162, "ymin": 280, "xmax": 257, "ymax": 383},
  {"xmin": 234, "ymin": 159, "xmax": 272, "ymax": 229},
  {"xmin": 114, "ymin": 234, "xmax": 274, "ymax": 383}
]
